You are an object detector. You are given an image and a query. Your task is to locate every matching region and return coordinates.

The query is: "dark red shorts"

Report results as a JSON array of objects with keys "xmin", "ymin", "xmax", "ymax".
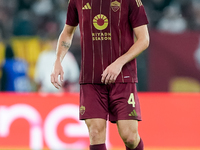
[{"xmin": 79, "ymin": 83, "xmax": 141, "ymax": 123}]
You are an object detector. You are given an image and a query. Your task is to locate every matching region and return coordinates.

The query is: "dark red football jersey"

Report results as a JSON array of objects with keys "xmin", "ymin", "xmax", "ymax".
[{"xmin": 66, "ymin": 0, "xmax": 148, "ymax": 84}]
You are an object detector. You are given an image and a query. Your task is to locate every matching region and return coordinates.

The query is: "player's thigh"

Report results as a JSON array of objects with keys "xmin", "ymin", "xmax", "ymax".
[
  {"xmin": 80, "ymin": 84, "xmax": 109, "ymax": 120},
  {"xmin": 109, "ymin": 83, "xmax": 141, "ymax": 123},
  {"xmin": 85, "ymin": 118, "xmax": 107, "ymax": 131},
  {"xmin": 85, "ymin": 118, "xmax": 107, "ymax": 144},
  {"xmin": 85, "ymin": 118, "xmax": 107, "ymax": 141},
  {"xmin": 117, "ymin": 120, "xmax": 139, "ymax": 139}
]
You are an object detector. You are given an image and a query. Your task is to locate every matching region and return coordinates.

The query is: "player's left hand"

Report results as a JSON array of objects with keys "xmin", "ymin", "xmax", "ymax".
[{"xmin": 101, "ymin": 61, "xmax": 123, "ymax": 84}]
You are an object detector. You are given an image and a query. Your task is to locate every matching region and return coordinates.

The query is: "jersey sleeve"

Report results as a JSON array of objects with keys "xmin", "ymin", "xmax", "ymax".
[
  {"xmin": 66, "ymin": 0, "xmax": 79, "ymax": 26},
  {"xmin": 129, "ymin": 0, "xmax": 148, "ymax": 28}
]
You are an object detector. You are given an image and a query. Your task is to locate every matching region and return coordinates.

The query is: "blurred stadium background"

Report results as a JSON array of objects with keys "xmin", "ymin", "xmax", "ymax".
[{"xmin": 0, "ymin": 0, "xmax": 200, "ymax": 150}]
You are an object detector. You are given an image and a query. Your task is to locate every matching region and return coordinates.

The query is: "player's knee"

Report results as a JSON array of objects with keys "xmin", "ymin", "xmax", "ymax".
[
  {"xmin": 89, "ymin": 128, "xmax": 101, "ymax": 140},
  {"xmin": 85, "ymin": 119, "xmax": 106, "ymax": 143},
  {"xmin": 123, "ymin": 136, "xmax": 136, "ymax": 147},
  {"xmin": 88, "ymin": 124, "xmax": 105, "ymax": 135},
  {"xmin": 120, "ymin": 131, "xmax": 138, "ymax": 148},
  {"xmin": 88, "ymin": 126, "xmax": 106, "ymax": 144}
]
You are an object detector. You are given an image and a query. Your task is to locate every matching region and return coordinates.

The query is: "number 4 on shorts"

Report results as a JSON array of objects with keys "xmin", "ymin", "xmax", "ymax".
[{"xmin": 128, "ymin": 93, "xmax": 135, "ymax": 107}]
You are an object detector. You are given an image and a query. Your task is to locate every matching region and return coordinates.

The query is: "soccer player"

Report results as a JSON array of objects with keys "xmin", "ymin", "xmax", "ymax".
[{"xmin": 51, "ymin": 0, "xmax": 149, "ymax": 150}]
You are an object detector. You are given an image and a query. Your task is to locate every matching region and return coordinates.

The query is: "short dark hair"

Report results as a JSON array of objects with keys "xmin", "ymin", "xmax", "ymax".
[{"xmin": 5, "ymin": 45, "xmax": 14, "ymax": 59}]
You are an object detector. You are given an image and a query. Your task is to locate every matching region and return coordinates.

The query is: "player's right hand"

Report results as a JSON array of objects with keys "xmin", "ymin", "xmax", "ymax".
[{"xmin": 50, "ymin": 59, "xmax": 64, "ymax": 89}]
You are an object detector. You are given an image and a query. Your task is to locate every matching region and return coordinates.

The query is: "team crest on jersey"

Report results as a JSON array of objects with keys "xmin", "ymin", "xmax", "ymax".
[
  {"xmin": 111, "ymin": 1, "xmax": 121, "ymax": 12},
  {"xmin": 80, "ymin": 106, "xmax": 85, "ymax": 115}
]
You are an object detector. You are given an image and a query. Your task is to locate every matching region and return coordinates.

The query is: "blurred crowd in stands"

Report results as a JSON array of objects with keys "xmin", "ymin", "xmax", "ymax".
[
  {"xmin": 0, "ymin": 0, "xmax": 200, "ymax": 40},
  {"xmin": 144, "ymin": 0, "xmax": 200, "ymax": 32},
  {"xmin": 0, "ymin": 0, "xmax": 200, "ymax": 92}
]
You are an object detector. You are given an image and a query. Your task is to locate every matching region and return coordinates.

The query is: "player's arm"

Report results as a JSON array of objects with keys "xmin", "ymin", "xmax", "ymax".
[
  {"xmin": 101, "ymin": 24, "xmax": 149, "ymax": 84},
  {"xmin": 51, "ymin": 24, "xmax": 76, "ymax": 89},
  {"xmin": 117, "ymin": 24, "xmax": 149, "ymax": 65}
]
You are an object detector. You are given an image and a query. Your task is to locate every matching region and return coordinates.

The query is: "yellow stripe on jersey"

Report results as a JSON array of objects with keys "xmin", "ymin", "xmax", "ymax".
[
  {"xmin": 84, "ymin": 5, "xmax": 88, "ymax": 9},
  {"xmin": 82, "ymin": 3, "xmax": 91, "ymax": 9},
  {"xmin": 87, "ymin": 3, "xmax": 91, "ymax": 9}
]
